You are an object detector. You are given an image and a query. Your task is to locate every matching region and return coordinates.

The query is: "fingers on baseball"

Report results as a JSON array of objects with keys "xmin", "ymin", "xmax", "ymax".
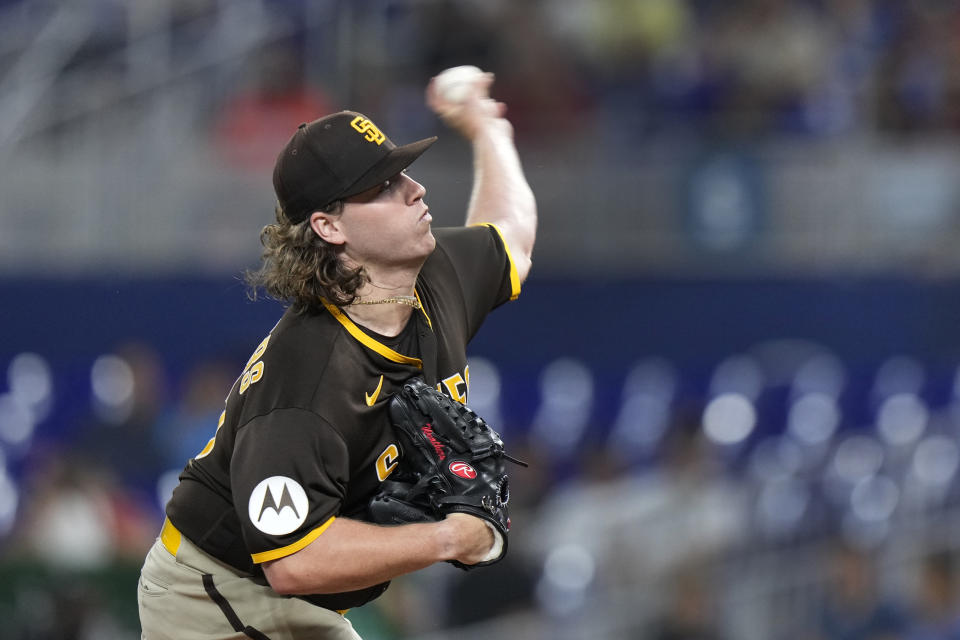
[
  {"xmin": 426, "ymin": 72, "xmax": 495, "ymax": 110},
  {"xmin": 425, "ymin": 88, "xmax": 463, "ymax": 119}
]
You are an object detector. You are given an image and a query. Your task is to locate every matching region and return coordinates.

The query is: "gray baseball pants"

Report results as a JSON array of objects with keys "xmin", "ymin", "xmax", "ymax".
[{"xmin": 138, "ymin": 519, "xmax": 362, "ymax": 640}]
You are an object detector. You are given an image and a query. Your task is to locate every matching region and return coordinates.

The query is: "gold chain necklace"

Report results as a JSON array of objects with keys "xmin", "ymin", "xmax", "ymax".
[{"xmin": 350, "ymin": 295, "xmax": 421, "ymax": 310}]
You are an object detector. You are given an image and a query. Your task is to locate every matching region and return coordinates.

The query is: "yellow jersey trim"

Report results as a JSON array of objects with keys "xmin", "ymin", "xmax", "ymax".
[
  {"xmin": 251, "ymin": 516, "xmax": 337, "ymax": 564},
  {"xmin": 322, "ymin": 300, "xmax": 423, "ymax": 369},
  {"xmin": 414, "ymin": 289, "xmax": 433, "ymax": 329},
  {"xmin": 472, "ymin": 223, "xmax": 521, "ymax": 301},
  {"xmin": 160, "ymin": 517, "xmax": 182, "ymax": 556}
]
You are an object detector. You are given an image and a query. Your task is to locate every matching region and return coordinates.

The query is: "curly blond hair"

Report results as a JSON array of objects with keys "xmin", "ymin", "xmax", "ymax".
[{"xmin": 244, "ymin": 202, "xmax": 368, "ymax": 312}]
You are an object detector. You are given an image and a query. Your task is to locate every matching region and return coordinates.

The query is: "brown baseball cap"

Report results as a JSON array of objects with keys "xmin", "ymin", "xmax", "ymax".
[{"xmin": 272, "ymin": 111, "xmax": 437, "ymax": 224}]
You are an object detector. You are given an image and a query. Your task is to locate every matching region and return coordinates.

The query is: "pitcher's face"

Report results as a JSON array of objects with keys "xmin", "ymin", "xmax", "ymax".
[{"xmin": 337, "ymin": 172, "xmax": 435, "ymax": 268}]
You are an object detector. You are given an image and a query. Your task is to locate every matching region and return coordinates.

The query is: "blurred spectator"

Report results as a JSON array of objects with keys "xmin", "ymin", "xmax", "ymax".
[
  {"xmin": 417, "ymin": 0, "xmax": 500, "ymax": 77},
  {"xmin": 2, "ymin": 455, "xmax": 145, "ymax": 638},
  {"xmin": 546, "ymin": 0, "xmax": 701, "ymax": 141},
  {"xmin": 874, "ymin": 3, "xmax": 956, "ymax": 133},
  {"xmin": 213, "ymin": 42, "xmax": 334, "ymax": 170},
  {"xmin": 485, "ymin": 2, "xmax": 595, "ymax": 143},
  {"xmin": 646, "ymin": 561, "xmax": 726, "ymax": 640},
  {"xmin": 11, "ymin": 453, "xmax": 154, "ymax": 568},
  {"xmin": 604, "ymin": 408, "xmax": 748, "ymax": 591},
  {"xmin": 710, "ymin": 0, "xmax": 838, "ymax": 135},
  {"xmin": 152, "ymin": 355, "xmax": 238, "ymax": 472},
  {"xmin": 531, "ymin": 407, "xmax": 747, "ymax": 602},
  {"xmin": 814, "ymin": 538, "xmax": 910, "ymax": 640},
  {"xmin": 72, "ymin": 341, "xmax": 168, "ymax": 496},
  {"xmin": 905, "ymin": 550, "xmax": 960, "ymax": 640}
]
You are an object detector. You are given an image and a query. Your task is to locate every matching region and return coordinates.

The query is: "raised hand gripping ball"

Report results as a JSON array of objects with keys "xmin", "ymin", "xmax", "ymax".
[{"xmin": 434, "ymin": 65, "xmax": 485, "ymax": 104}]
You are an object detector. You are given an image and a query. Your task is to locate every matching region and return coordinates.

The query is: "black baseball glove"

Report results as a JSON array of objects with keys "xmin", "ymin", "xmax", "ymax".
[{"xmin": 368, "ymin": 377, "xmax": 525, "ymax": 570}]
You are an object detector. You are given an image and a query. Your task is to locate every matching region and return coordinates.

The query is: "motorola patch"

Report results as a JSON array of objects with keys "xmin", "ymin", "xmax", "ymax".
[{"xmin": 248, "ymin": 476, "xmax": 309, "ymax": 535}]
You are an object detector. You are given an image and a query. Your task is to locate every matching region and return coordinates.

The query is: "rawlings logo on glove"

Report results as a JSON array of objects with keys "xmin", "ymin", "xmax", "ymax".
[
  {"xmin": 367, "ymin": 377, "xmax": 525, "ymax": 570},
  {"xmin": 449, "ymin": 461, "xmax": 476, "ymax": 479}
]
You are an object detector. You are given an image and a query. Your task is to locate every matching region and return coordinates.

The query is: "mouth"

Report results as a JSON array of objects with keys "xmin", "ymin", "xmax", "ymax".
[{"xmin": 420, "ymin": 209, "xmax": 432, "ymax": 223}]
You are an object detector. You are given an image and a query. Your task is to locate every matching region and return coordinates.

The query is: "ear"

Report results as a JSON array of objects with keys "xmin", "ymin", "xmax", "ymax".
[{"xmin": 310, "ymin": 211, "xmax": 346, "ymax": 245}]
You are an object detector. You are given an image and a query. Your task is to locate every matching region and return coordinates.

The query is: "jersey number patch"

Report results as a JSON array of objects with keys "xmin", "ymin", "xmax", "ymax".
[{"xmin": 195, "ymin": 335, "xmax": 271, "ymax": 459}]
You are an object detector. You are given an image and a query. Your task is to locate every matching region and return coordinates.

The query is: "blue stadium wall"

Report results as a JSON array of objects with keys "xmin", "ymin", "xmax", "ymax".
[{"xmin": 3, "ymin": 275, "xmax": 960, "ymax": 446}]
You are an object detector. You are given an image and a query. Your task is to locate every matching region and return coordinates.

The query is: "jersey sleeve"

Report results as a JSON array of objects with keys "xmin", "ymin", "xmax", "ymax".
[
  {"xmin": 230, "ymin": 408, "xmax": 349, "ymax": 564},
  {"xmin": 430, "ymin": 224, "xmax": 521, "ymax": 337}
]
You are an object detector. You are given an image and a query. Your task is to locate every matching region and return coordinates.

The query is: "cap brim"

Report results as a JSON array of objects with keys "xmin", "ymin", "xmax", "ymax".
[{"xmin": 334, "ymin": 136, "xmax": 437, "ymax": 203}]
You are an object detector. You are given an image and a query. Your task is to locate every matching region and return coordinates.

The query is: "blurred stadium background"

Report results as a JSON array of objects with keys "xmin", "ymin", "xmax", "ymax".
[{"xmin": 3, "ymin": 0, "xmax": 960, "ymax": 638}]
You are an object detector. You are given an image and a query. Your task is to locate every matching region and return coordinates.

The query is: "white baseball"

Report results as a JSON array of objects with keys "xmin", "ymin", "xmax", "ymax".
[{"xmin": 434, "ymin": 65, "xmax": 485, "ymax": 104}]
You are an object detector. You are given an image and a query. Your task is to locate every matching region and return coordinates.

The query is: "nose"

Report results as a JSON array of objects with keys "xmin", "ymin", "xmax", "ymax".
[{"xmin": 402, "ymin": 174, "xmax": 426, "ymax": 203}]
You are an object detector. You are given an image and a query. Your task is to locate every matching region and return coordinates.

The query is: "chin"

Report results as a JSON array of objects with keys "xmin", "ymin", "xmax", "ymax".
[{"xmin": 403, "ymin": 232, "xmax": 436, "ymax": 268}]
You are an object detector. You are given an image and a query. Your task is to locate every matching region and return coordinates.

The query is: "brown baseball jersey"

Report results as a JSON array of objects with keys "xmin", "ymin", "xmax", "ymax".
[{"xmin": 165, "ymin": 224, "xmax": 520, "ymax": 611}]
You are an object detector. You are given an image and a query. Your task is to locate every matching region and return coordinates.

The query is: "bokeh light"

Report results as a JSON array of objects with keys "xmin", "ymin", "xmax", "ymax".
[
  {"xmin": 787, "ymin": 392, "xmax": 841, "ymax": 446},
  {"xmin": 90, "ymin": 354, "xmax": 134, "ymax": 423},
  {"xmin": 703, "ymin": 393, "xmax": 756, "ymax": 446}
]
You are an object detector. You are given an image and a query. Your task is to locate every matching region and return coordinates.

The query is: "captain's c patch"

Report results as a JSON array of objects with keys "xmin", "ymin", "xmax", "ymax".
[{"xmin": 376, "ymin": 443, "xmax": 400, "ymax": 481}]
